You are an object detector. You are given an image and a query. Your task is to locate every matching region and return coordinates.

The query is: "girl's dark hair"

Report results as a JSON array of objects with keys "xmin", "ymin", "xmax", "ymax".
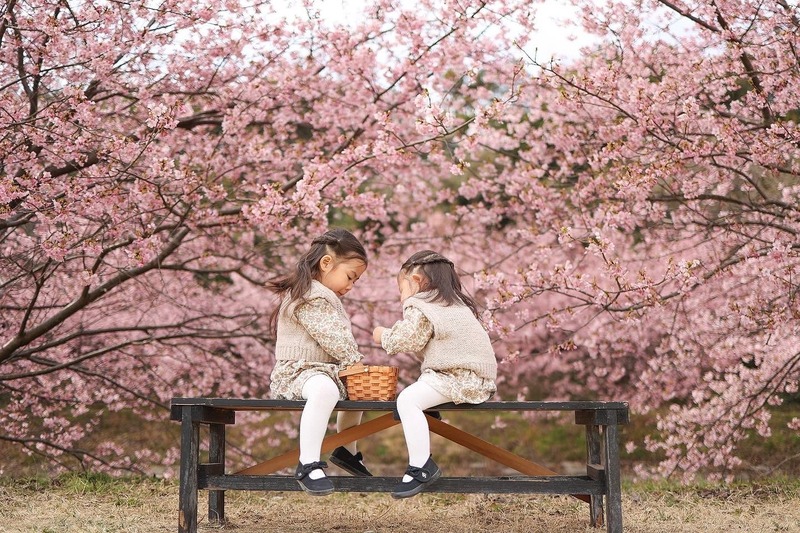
[
  {"xmin": 400, "ymin": 250, "xmax": 480, "ymax": 317},
  {"xmin": 267, "ymin": 228, "xmax": 367, "ymax": 332}
]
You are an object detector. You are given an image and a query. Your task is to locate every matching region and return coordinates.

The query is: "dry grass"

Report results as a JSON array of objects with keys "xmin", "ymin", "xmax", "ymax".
[{"xmin": 1, "ymin": 476, "xmax": 799, "ymax": 533}]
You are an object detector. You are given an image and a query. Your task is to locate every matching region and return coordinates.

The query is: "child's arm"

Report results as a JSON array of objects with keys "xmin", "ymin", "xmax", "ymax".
[
  {"xmin": 375, "ymin": 306, "xmax": 432, "ymax": 356},
  {"xmin": 295, "ymin": 298, "xmax": 363, "ymax": 366}
]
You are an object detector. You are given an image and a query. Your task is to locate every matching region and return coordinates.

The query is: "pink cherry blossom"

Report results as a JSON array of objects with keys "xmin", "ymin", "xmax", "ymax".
[{"xmin": 2, "ymin": 0, "xmax": 799, "ymax": 479}]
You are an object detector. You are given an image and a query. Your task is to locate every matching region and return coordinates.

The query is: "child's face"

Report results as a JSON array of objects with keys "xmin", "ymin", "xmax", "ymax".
[
  {"xmin": 397, "ymin": 270, "xmax": 422, "ymax": 302},
  {"xmin": 318, "ymin": 256, "xmax": 366, "ymax": 297}
]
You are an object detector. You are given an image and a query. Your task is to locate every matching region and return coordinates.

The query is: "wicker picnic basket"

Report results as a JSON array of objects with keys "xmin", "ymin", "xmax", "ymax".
[{"xmin": 339, "ymin": 364, "xmax": 399, "ymax": 401}]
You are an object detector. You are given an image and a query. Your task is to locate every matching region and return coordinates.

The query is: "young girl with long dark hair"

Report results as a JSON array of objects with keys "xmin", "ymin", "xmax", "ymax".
[
  {"xmin": 373, "ymin": 250, "xmax": 498, "ymax": 499},
  {"xmin": 268, "ymin": 228, "xmax": 372, "ymax": 495}
]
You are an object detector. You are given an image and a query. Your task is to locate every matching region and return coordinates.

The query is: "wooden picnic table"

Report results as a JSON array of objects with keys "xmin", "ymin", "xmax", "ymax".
[{"xmin": 170, "ymin": 398, "xmax": 629, "ymax": 533}]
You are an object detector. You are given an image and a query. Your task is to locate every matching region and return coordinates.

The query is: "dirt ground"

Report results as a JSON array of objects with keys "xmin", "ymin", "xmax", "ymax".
[{"xmin": 1, "ymin": 478, "xmax": 799, "ymax": 533}]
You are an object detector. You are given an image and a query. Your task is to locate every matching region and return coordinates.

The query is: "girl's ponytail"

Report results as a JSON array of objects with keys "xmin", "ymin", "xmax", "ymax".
[{"xmin": 400, "ymin": 250, "xmax": 480, "ymax": 317}]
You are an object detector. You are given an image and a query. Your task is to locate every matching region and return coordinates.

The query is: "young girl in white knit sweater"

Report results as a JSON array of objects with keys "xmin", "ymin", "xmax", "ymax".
[
  {"xmin": 268, "ymin": 229, "xmax": 372, "ymax": 496},
  {"xmin": 373, "ymin": 250, "xmax": 497, "ymax": 499}
]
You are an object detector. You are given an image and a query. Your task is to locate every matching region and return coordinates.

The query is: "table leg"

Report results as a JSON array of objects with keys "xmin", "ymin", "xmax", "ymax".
[
  {"xmin": 603, "ymin": 414, "xmax": 623, "ymax": 533},
  {"xmin": 178, "ymin": 407, "xmax": 199, "ymax": 533},
  {"xmin": 585, "ymin": 424, "xmax": 604, "ymax": 527},
  {"xmin": 208, "ymin": 423, "xmax": 226, "ymax": 525}
]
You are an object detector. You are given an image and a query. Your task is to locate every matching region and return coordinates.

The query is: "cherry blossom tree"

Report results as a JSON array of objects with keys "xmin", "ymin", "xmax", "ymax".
[
  {"xmin": 455, "ymin": 0, "xmax": 800, "ymax": 480},
  {"xmin": 0, "ymin": 0, "xmax": 531, "ymax": 473},
  {"xmin": 2, "ymin": 0, "xmax": 798, "ymax": 481}
]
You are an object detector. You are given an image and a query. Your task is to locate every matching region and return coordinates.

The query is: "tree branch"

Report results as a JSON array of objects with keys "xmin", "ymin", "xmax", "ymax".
[{"xmin": 0, "ymin": 226, "xmax": 190, "ymax": 363}]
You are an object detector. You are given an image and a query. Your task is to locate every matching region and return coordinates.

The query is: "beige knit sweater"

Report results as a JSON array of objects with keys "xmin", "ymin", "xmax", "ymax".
[
  {"xmin": 274, "ymin": 280, "xmax": 354, "ymax": 363},
  {"xmin": 402, "ymin": 293, "xmax": 497, "ymax": 380}
]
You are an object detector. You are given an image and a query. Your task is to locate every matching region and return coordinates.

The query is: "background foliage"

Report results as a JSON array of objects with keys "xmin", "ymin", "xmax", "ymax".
[{"xmin": 1, "ymin": 0, "xmax": 798, "ymax": 480}]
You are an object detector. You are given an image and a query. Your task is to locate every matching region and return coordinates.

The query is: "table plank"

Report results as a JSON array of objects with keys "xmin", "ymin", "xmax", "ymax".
[{"xmin": 170, "ymin": 398, "xmax": 629, "ymax": 413}]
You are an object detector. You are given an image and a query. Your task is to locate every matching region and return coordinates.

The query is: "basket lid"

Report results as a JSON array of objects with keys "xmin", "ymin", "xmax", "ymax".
[{"xmin": 338, "ymin": 363, "xmax": 369, "ymax": 378}]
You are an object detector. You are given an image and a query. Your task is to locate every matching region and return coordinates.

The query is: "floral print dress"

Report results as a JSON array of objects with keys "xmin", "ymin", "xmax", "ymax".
[
  {"xmin": 381, "ymin": 307, "xmax": 496, "ymax": 404},
  {"xmin": 270, "ymin": 297, "xmax": 363, "ymax": 401}
]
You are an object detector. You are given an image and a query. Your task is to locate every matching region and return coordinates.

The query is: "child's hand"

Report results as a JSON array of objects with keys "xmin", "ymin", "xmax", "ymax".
[{"xmin": 372, "ymin": 326, "xmax": 385, "ymax": 344}]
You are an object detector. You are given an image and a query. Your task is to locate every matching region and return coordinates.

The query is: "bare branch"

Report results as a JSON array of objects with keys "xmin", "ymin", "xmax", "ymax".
[{"xmin": 0, "ymin": 226, "xmax": 190, "ymax": 363}]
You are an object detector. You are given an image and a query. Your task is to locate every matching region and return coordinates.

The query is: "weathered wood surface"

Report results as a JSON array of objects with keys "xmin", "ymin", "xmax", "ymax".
[
  {"xmin": 200, "ymin": 474, "xmax": 606, "ymax": 495},
  {"xmin": 170, "ymin": 398, "xmax": 630, "ymax": 416},
  {"xmin": 171, "ymin": 398, "xmax": 629, "ymax": 533}
]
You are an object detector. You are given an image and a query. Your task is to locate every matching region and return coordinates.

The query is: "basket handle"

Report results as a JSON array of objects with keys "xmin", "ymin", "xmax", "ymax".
[{"xmin": 338, "ymin": 363, "xmax": 369, "ymax": 378}]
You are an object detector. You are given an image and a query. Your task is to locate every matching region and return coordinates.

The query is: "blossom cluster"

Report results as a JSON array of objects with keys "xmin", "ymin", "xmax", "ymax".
[{"xmin": 2, "ymin": 0, "xmax": 798, "ymax": 480}]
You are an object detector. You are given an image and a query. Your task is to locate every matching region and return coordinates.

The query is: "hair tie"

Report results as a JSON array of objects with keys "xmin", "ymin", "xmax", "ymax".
[{"xmin": 312, "ymin": 235, "xmax": 338, "ymax": 246}]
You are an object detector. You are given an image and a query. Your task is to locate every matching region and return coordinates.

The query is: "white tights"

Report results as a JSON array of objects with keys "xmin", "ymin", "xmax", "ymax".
[
  {"xmin": 395, "ymin": 380, "xmax": 450, "ymax": 481},
  {"xmin": 299, "ymin": 374, "xmax": 363, "ymax": 479}
]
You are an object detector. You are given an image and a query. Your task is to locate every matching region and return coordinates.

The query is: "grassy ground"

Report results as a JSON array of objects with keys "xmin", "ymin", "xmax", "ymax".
[
  {"xmin": 1, "ymin": 474, "xmax": 799, "ymax": 533},
  {"xmin": 1, "ymin": 404, "xmax": 798, "ymax": 532}
]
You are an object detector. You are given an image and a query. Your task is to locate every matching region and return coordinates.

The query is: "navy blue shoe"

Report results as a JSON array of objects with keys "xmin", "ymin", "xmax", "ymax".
[
  {"xmin": 329, "ymin": 447, "xmax": 373, "ymax": 477},
  {"xmin": 295, "ymin": 461, "xmax": 334, "ymax": 496},
  {"xmin": 391, "ymin": 456, "xmax": 441, "ymax": 499}
]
